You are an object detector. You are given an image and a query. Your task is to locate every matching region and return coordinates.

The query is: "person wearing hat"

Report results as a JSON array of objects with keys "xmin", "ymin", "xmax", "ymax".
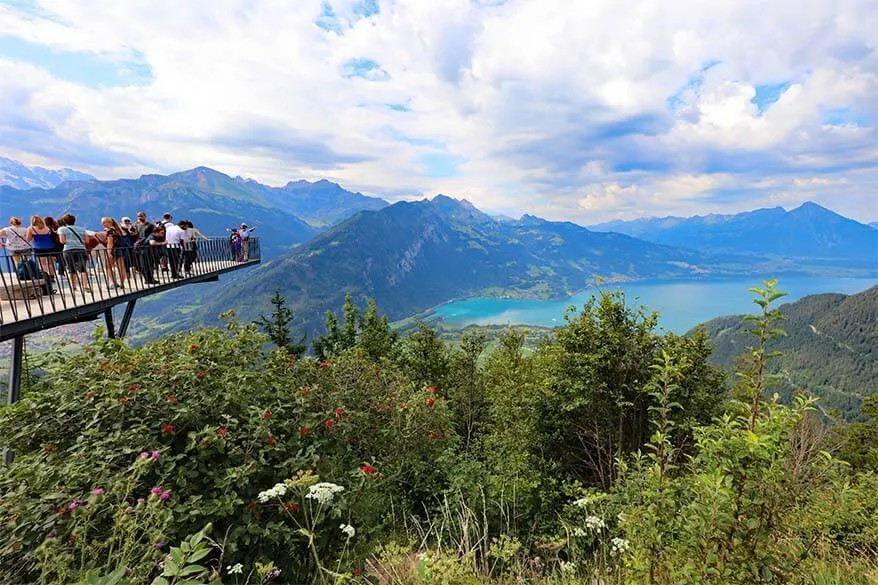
[{"xmin": 239, "ymin": 223, "xmax": 256, "ymax": 261}]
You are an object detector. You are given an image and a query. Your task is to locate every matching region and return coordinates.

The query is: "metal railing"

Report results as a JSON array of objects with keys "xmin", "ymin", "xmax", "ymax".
[{"xmin": 0, "ymin": 237, "xmax": 261, "ymax": 327}]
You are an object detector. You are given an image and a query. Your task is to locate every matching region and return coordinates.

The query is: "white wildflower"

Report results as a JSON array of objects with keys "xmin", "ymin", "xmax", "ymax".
[
  {"xmin": 559, "ymin": 560, "xmax": 577, "ymax": 573},
  {"xmin": 573, "ymin": 497, "xmax": 590, "ymax": 508},
  {"xmin": 227, "ymin": 563, "xmax": 244, "ymax": 575},
  {"xmin": 257, "ymin": 482, "xmax": 288, "ymax": 503},
  {"xmin": 610, "ymin": 537, "xmax": 631, "ymax": 556},
  {"xmin": 339, "ymin": 523, "xmax": 356, "ymax": 538},
  {"xmin": 305, "ymin": 482, "xmax": 345, "ymax": 505},
  {"xmin": 572, "ymin": 527, "xmax": 587, "ymax": 537},
  {"xmin": 585, "ymin": 515, "xmax": 606, "ymax": 531}
]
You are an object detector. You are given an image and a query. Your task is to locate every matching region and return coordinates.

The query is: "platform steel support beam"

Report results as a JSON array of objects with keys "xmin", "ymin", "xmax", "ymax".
[
  {"xmin": 3, "ymin": 335, "xmax": 24, "ymax": 465},
  {"xmin": 118, "ymin": 300, "xmax": 137, "ymax": 339},
  {"xmin": 104, "ymin": 308, "xmax": 116, "ymax": 339}
]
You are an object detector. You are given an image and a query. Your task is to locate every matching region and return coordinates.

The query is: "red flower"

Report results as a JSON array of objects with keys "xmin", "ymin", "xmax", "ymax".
[
  {"xmin": 427, "ymin": 385, "xmax": 438, "ymax": 395},
  {"xmin": 195, "ymin": 371, "xmax": 209, "ymax": 379},
  {"xmin": 360, "ymin": 464, "xmax": 378, "ymax": 476},
  {"xmin": 302, "ymin": 387, "xmax": 310, "ymax": 396},
  {"xmin": 43, "ymin": 443, "xmax": 57, "ymax": 454},
  {"xmin": 319, "ymin": 361, "xmax": 330, "ymax": 368},
  {"xmin": 189, "ymin": 344, "xmax": 199, "ymax": 352},
  {"xmin": 127, "ymin": 384, "xmax": 140, "ymax": 392},
  {"xmin": 118, "ymin": 397, "xmax": 130, "ymax": 405},
  {"xmin": 216, "ymin": 426, "xmax": 229, "ymax": 438},
  {"xmin": 426, "ymin": 398, "xmax": 435, "ymax": 408},
  {"xmin": 324, "ymin": 419, "xmax": 334, "ymax": 429},
  {"xmin": 69, "ymin": 535, "xmax": 77, "ymax": 544},
  {"xmin": 284, "ymin": 502, "xmax": 300, "ymax": 513},
  {"xmin": 429, "ymin": 431, "xmax": 440, "ymax": 440},
  {"xmin": 353, "ymin": 568, "xmax": 362, "ymax": 577},
  {"xmin": 335, "ymin": 408, "xmax": 344, "ymax": 419},
  {"xmin": 262, "ymin": 410, "xmax": 272, "ymax": 420},
  {"xmin": 166, "ymin": 394, "xmax": 176, "ymax": 402},
  {"xmin": 266, "ymin": 435, "xmax": 277, "ymax": 446},
  {"xmin": 300, "ymin": 426, "xmax": 310, "ymax": 435},
  {"xmin": 247, "ymin": 502, "xmax": 257, "ymax": 513},
  {"xmin": 161, "ymin": 424, "xmax": 174, "ymax": 434}
]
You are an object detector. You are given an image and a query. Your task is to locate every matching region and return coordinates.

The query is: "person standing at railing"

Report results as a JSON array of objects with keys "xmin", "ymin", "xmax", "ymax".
[
  {"xmin": 45, "ymin": 216, "xmax": 66, "ymax": 278},
  {"xmin": 239, "ymin": 223, "xmax": 256, "ymax": 261},
  {"xmin": 147, "ymin": 224, "xmax": 167, "ymax": 282},
  {"xmin": 26, "ymin": 215, "xmax": 57, "ymax": 282},
  {"xmin": 179, "ymin": 219, "xmax": 207, "ymax": 276},
  {"xmin": 0, "ymin": 216, "xmax": 30, "ymax": 266},
  {"xmin": 57, "ymin": 214, "xmax": 91, "ymax": 293},
  {"xmin": 101, "ymin": 217, "xmax": 130, "ymax": 289},
  {"xmin": 164, "ymin": 218, "xmax": 185, "ymax": 280}
]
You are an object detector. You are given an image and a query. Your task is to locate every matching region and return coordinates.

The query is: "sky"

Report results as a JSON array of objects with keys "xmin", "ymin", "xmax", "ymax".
[{"xmin": 0, "ymin": 0, "xmax": 877, "ymax": 223}]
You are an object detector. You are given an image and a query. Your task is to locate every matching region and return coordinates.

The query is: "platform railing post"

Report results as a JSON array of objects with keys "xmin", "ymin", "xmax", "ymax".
[
  {"xmin": 3, "ymin": 335, "xmax": 24, "ymax": 465},
  {"xmin": 104, "ymin": 308, "xmax": 116, "ymax": 339},
  {"xmin": 118, "ymin": 299, "xmax": 137, "ymax": 338}
]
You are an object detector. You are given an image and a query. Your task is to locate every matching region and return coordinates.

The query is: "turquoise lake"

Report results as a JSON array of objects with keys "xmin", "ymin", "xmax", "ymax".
[{"xmin": 431, "ymin": 277, "xmax": 877, "ymax": 333}]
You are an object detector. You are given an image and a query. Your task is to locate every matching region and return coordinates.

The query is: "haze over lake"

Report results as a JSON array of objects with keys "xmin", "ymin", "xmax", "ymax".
[{"xmin": 432, "ymin": 277, "xmax": 878, "ymax": 333}]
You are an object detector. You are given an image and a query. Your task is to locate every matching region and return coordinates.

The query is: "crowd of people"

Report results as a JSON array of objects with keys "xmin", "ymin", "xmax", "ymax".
[{"xmin": 0, "ymin": 212, "xmax": 212, "ymax": 292}]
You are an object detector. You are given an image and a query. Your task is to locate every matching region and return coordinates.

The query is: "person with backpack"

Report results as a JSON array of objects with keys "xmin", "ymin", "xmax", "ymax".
[
  {"xmin": 26, "ymin": 215, "xmax": 57, "ymax": 282},
  {"xmin": 57, "ymin": 214, "xmax": 91, "ymax": 293},
  {"xmin": 102, "ymin": 217, "xmax": 131, "ymax": 289}
]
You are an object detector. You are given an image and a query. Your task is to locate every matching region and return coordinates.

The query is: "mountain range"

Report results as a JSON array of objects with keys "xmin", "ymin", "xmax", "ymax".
[
  {"xmin": 0, "ymin": 156, "xmax": 96, "ymax": 189},
  {"xmin": 592, "ymin": 202, "xmax": 878, "ymax": 263},
  {"xmin": 697, "ymin": 285, "xmax": 878, "ymax": 420},
  {"xmin": 2, "ymin": 157, "xmax": 876, "ymax": 341},
  {"xmin": 0, "ymin": 164, "xmax": 387, "ymax": 256}
]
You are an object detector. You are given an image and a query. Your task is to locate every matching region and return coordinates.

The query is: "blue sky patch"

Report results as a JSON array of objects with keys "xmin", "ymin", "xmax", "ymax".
[
  {"xmin": 316, "ymin": 1, "xmax": 342, "ymax": 33},
  {"xmin": 667, "ymin": 60, "xmax": 721, "ymax": 111},
  {"xmin": 0, "ymin": 35, "xmax": 153, "ymax": 87},
  {"xmin": 353, "ymin": 0, "xmax": 380, "ymax": 18},
  {"xmin": 419, "ymin": 153, "xmax": 465, "ymax": 178},
  {"xmin": 820, "ymin": 107, "xmax": 870, "ymax": 127},
  {"xmin": 751, "ymin": 81, "xmax": 792, "ymax": 114},
  {"xmin": 342, "ymin": 58, "xmax": 389, "ymax": 81}
]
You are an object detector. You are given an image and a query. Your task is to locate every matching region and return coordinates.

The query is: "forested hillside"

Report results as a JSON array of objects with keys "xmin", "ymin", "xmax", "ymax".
[
  {"xmin": 697, "ymin": 285, "xmax": 878, "ymax": 419},
  {"xmin": 194, "ymin": 195, "xmax": 713, "ymax": 337}
]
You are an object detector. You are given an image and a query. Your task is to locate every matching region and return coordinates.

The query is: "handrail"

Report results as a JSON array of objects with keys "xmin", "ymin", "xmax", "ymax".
[{"xmin": 0, "ymin": 237, "xmax": 261, "ymax": 328}]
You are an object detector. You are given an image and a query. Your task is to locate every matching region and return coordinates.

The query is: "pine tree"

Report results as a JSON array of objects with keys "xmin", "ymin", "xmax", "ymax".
[{"xmin": 254, "ymin": 289, "xmax": 307, "ymax": 357}]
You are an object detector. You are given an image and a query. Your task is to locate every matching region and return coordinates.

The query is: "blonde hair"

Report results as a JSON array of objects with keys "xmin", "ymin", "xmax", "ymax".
[
  {"xmin": 9, "ymin": 216, "xmax": 21, "ymax": 226},
  {"xmin": 102, "ymin": 216, "xmax": 123, "ymax": 233},
  {"xmin": 30, "ymin": 215, "xmax": 45, "ymax": 229}
]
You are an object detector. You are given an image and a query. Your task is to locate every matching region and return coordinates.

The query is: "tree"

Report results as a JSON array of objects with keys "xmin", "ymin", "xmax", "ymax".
[
  {"xmin": 254, "ymin": 289, "xmax": 307, "ymax": 357},
  {"xmin": 357, "ymin": 299, "xmax": 398, "ymax": 361},
  {"xmin": 396, "ymin": 321, "xmax": 449, "ymax": 386}
]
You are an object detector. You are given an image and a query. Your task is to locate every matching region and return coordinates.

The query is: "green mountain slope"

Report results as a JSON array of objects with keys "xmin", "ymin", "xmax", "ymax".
[
  {"xmin": 695, "ymin": 285, "xmax": 878, "ymax": 419},
  {"xmin": 194, "ymin": 195, "xmax": 715, "ymax": 337}
]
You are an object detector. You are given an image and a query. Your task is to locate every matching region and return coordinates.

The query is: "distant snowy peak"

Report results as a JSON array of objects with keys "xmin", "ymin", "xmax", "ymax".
[{"xmin": 0, "ymin": 157, "xmax": 96, "ymax": 189}]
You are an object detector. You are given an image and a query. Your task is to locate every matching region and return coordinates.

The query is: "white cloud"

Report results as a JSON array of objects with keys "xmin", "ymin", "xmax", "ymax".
[{"xmin": 0, "ymin": 0, "xmax": 876, "ymax": 223}]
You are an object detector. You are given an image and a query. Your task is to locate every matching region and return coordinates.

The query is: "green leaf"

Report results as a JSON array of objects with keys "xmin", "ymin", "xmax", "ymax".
[
  {"xmin": 163, "ymin": 560, "xmax": 180, "ymax": 576},
  {"xmin": 179, "ymin": 564, "xmax": 207, "ymax": 576},
  {"xmin": 151, "ymin": 579, "xmax": 170, "ymax": 585},
  {"xmin": 187, "ymin": 548, "xmax": 211, "ymax": 563}
]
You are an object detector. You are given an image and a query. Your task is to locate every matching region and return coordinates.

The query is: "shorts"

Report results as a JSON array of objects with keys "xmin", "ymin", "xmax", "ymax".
[{"xmin": 63, "ymin": 249, "xmax": 89, "ymax": 273}]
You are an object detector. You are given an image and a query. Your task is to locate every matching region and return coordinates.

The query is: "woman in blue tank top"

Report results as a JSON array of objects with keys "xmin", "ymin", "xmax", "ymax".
[{"xmin": 26, "ymin": 215, "xmax": 57, "ymax": 280}]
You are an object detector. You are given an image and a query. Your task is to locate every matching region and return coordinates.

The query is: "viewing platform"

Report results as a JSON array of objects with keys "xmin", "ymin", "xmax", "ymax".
[{"xmin": 1, "ymin": 237, "xmax": 260, "ymax": 342}]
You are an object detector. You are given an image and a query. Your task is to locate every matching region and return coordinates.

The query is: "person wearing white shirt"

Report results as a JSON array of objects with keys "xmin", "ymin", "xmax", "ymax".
[
  {"xmin": 164, "ymin": 221, "xmax": 185, "ymax": 279},
  {"xmin": 239, "ymin": 223, "xmax": 256, "ymax": 261}
]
